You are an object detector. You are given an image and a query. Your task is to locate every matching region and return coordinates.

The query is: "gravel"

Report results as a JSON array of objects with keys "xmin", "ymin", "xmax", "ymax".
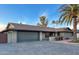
[{"xmin": 0, "ymin": 41, "xmax": 79, "ymax": 55}]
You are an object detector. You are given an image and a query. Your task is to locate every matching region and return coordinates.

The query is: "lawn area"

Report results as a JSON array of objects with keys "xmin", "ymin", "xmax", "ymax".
[{"xmin": 69, "ymin": 38, "xmax": 79, "ymax": 43}]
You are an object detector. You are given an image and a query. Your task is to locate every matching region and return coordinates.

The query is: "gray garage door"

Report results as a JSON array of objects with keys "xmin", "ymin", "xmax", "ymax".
[{"xmin": 17, "ymin": 31, "xmax": 39, "ymax": 42}]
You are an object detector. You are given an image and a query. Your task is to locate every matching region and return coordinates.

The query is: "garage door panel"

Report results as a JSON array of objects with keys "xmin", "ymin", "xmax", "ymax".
[{"xmin": 17, "ymin": 32, "xmax": 39, "ymax": 42}]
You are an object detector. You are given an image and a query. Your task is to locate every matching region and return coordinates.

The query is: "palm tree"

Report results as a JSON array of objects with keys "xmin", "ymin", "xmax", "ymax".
[
  {"xmin": 37, "ymin": 16, "xmax": 48, "ymax": 27},
  {"xmin": 59, "ymin": 4, "xmax": 79, "ymax": 41}
]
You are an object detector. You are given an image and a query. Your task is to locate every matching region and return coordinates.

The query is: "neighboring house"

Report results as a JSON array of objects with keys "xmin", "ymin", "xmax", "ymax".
[{"xmin": 2, "ymin": 23, "xmax": 73, "ymax": 43}]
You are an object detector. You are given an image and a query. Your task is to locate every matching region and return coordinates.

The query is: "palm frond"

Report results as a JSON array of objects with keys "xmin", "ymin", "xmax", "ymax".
[
  {"xmin": 58, "ymin": 4, "xmax": 67, "ymax": 12},
  {"xmin": 59, "ymin": 12, "xmax": 69, "ymax": 23},
  {"xmin": 59, "ymin": 4, "xmax": 79, "ymax": 26},
  {"xmin": 69, "ymin": 15, "xmax": 73, "ymax": 25},
  {"xmin": 60, "ymin": 15, "xmax": 68, "ymax": 24}
]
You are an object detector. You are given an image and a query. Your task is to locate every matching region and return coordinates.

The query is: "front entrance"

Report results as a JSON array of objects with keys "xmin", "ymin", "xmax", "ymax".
[
  {"xmin": 42, "ymin": 32, "xmax": 49, "ymax": 41},
  {"xmin": 42, "ymin": 32, "xmax": 60, "ymax": 41}
]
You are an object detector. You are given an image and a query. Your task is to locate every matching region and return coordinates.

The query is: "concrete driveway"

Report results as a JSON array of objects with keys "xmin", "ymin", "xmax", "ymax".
[{"xmin": 0, "ymin": 41, "xmax": 79, "ymax": 55}]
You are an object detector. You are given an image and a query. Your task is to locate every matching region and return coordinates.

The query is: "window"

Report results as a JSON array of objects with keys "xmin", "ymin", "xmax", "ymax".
[{"xmin": 45, "ymin": 33, "xmax": 49, "ymax": 38}]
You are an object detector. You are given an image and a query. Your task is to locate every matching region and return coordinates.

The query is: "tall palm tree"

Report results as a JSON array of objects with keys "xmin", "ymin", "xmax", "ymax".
[
  {"xmin": 59, "ymin": 4, "xmax": 79, "ymax": 41},
  {"xmin": 37, "ymin": 16, "xmax": 48, "ymax": 27}
]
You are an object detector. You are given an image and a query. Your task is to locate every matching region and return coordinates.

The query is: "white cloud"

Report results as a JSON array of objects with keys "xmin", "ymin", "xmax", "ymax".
[
  {"xmin": 18, "ymin": 21, "xmax": 27, "ymax": 24},
  {"xmin": 40, "ymin": 11, "xmax": 48, "ymax": 17},
  {"xmin": 0, "ymin": 24, "xmax": 6, "ymax": 32}
]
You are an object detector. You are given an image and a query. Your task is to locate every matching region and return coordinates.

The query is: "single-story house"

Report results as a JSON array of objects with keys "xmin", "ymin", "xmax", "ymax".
[{"xmin": 2, "ymin": 23, "xmax": 74, "ymax": 43}]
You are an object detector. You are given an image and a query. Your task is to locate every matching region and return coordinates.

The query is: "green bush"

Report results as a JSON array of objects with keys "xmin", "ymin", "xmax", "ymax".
[{"xmin": 71, "ymin": 39, "xmax": 79, "ymax": 43}]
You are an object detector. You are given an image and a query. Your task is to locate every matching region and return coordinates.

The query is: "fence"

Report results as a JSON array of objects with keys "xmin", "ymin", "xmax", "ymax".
[{"xmin": 0, "ymin": 33, "xmax": 7, "ymax": 43}]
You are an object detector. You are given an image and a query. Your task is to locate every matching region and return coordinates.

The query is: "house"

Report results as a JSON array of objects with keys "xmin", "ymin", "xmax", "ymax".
[{"xmin": 2, "ymin": 23, "xmax": 73, "ymax": 43}]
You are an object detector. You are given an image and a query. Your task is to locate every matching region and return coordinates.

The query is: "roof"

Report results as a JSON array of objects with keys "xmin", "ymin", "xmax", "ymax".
[
  {"xmin": 70, "ymin": 29, "xmax": 79, "ymax": 33},
  {"xmin": 3, "ymin": 23, "xmax": 73, "ymax": 32}
]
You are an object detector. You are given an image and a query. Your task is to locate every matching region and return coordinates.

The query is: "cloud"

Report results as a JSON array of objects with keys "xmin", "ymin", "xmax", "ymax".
[
  {"xmin": 18, "ymin": 21, "xmax": 27, "ymax": 24},
  {"xmin": 0, "ymin": 24, "xmax": 6, "ymax": 32},
  {"xmin": 40, "ymin": 10, "xmax": 48, "ymax": 17}
]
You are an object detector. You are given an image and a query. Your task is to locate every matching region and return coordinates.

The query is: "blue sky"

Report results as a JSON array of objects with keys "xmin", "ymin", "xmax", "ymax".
[{"xmin": 0, "ymin": 4, "xmax": 71, "ymax": 28}]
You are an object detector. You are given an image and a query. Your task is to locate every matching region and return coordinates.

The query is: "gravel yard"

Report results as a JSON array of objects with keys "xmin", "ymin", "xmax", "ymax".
[{"xmin": 0, "ymin": 41, "xmax": 79, "ymax": 55}]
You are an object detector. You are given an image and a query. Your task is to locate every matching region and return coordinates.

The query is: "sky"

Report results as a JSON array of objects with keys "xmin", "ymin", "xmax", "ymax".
[{"xmin": 0, "ymin": 4, "xmax": 78, "ymax": 31}]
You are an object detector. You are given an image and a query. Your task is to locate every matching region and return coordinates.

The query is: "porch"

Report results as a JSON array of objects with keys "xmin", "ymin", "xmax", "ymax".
[
  {"xmin": 39, "ymin": 32, "xmax": 60, "ymax": 41},
  {"xmin": 39, "ymin": 32, "xmax": 73, "ymax": 41}
]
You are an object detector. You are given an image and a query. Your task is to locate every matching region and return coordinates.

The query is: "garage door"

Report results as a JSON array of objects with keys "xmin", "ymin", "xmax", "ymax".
[{"xmin": 17, "ymin": 31, "xmax": 39, "ymax": 42}]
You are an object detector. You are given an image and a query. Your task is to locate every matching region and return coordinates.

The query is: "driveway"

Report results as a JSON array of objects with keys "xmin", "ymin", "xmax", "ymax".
[{"xmin": 0, "ymin": 41, "xmax": 79, "ymax": 55}]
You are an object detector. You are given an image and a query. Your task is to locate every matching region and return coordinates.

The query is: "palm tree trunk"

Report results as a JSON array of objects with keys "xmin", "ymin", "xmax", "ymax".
[{"xmin": 73, "ymin": 17, "xmax": 77, "ymax": 41}]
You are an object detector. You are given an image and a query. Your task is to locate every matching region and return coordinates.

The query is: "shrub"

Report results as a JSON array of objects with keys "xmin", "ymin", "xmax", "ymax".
[{"xmin": 55, "ymin": 36, "xmax": 63, "ymax": 41}]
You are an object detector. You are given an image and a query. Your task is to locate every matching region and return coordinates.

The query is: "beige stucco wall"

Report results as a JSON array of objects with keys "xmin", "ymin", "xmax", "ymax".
[
  {"xmin": 42, "ymin": 33, "xmax": 45, "ymax": 39},
  {"xmin": 39, "ymin": 32, "xmax": 42, "ymax": 41},
  {"xmin": 7, "ymin": 31, "xmax": 17, "ymax": 43},
  {"xmin": 60, "ymin": 32, "xmax": 73, "ymax": 38},
  {"xmin": 60, "ymin": 33, "xmax": 64, "ymax": 37},
  {"xmin": 39, "ymin": 32, "xmax": 46, "ymax": 41},
  {"xmin": 64, "ymin": 33, "xmax": 72, "ymax": 38},
  {"xmin": 77, "ymin": 33, "xmax": 79, "ymax": 38}
]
